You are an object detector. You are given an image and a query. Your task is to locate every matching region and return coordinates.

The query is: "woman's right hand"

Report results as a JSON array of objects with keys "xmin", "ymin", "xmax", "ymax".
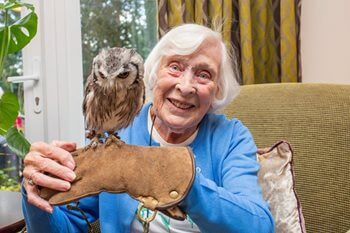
[{"xmin": 22, "ymin": 141, "xmax": 77, "ymax": 213}]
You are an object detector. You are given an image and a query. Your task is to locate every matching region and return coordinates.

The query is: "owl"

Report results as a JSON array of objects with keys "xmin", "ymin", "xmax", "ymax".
[{"xmin": 83, "ymin": 47, "xmax": 145, "ymax": 148}]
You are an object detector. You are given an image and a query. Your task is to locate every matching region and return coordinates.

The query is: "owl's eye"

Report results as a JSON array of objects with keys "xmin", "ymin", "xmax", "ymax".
[
  {"xmin": 98, "ymin": 71, "xmax": 105, "ymax": 78},
  {"xmin": 118, "ymin": 71, "xmax": 129, "ymax": 79}
]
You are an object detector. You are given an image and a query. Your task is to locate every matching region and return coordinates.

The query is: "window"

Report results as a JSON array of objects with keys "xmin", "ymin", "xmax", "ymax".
[{"xmin": 80, "ymin": 0, "xmax": 157, "ymax": 83}]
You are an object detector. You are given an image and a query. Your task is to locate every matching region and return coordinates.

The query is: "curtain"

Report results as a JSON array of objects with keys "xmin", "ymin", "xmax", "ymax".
[{"xmin": 157, "ymin": 0, "xmax": 302, "ymax": 84}]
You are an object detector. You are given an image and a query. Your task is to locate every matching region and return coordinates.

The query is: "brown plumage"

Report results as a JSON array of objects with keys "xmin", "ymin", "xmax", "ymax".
[{"xmin": 82, "ymin": 47, "xmax": 145, "ymax": 147}]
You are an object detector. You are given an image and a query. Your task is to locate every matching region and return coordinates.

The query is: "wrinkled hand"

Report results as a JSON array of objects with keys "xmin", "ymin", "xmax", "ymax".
[{"xmin": 23, "ymin": 141, "xmax": 77, "ymax": 213}]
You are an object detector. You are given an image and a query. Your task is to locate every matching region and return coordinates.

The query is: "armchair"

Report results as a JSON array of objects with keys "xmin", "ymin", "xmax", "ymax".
[{"xmin": 224, "ymin": 83, "xmax": 350, "ymax": 233}]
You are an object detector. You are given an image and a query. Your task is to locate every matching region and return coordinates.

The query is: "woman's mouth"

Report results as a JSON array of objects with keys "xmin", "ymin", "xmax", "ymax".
[{"xmin": 168, "ymin": 98, "xmax": 195, "ymax": 110}]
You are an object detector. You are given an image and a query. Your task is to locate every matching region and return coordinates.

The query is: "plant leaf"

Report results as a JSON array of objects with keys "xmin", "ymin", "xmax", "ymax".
[
  {"xmin": 0, "ymin": 1, "xmax": 38, "ymax": 55},
  {"xmin": 0, "ymin": 92, "xmax": 19, "ymax": 135},
  {"xmin": 7, "ymin": 12, "xmax": 38, "ymax": 54},
  {"xmin": 4, "ymin": 0, "xmax": 34, "ymax": 11},
  {"xmin": 4, "ymin": 3, "xmax": 20, "ymax": 9},
  {"xmin": 5, "ymin": 126, "xmax": 30, "ymax": 158}
]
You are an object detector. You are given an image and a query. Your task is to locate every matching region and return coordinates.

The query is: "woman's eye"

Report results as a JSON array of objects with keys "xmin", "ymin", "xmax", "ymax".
[
  {"xmin": 169, "ymin": 64, "xmax": 181, "ymax": 72},
  {"xmin": 198, "ymin": 72, "xmax": 211, "ymax": 80}
]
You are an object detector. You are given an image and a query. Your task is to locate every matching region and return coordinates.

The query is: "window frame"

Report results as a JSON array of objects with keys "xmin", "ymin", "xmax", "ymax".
[{"xmin": 22, "ymin": 0, "xmax": 85, "ymax": 146}]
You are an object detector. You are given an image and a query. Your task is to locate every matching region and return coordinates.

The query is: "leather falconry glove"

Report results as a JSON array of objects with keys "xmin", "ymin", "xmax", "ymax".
[{"xmin": 40, "ymin": 143, "xmax": 195, "ymax": 220}]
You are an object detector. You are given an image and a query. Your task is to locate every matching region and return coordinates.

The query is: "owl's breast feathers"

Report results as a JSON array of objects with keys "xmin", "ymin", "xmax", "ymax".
[{"xmin": 83, "ymin": 79, "xmax": 145, "ymax": 134}]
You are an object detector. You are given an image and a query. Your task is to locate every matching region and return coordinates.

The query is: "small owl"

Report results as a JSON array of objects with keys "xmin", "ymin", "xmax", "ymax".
[{"xmin": 83, "ymin": 47, "xmax": 145, "ymax": 147}]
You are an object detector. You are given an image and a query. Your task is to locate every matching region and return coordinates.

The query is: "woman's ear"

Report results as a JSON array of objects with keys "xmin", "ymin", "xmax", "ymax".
[{"xmin": 215, "ymin": 85, "xmax": 223, "ymax": 99}]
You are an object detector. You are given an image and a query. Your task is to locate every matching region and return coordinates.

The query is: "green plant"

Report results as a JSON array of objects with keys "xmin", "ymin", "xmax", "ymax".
[
  {"xmin": 0, "ymin": 0, "xmax": 37, "ymax": 157},
  {"xmin": 0, "ymin": 168, "xmax": 20, "ymax": 191}
]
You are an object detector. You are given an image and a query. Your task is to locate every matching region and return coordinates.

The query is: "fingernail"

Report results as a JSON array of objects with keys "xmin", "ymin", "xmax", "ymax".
[
  {"xmin": 67, "ymin": 171, "xmax": 76, "ymax": 181},
  {"xmin": 67, "ymin": 161, "xmax": 75, "ymax": 170},
  {"xmin": 46, "ymin": 207, "xmax": 53, "ymax": 213},
  {"xmin": 62, "ymin": 182, "xmax": 71, "ymax": 191}
]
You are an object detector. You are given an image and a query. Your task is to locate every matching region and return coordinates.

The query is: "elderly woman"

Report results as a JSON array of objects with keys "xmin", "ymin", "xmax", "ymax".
[{"xmin": 22, "ymin": 24, "xmax": 274, "ymax": 232}]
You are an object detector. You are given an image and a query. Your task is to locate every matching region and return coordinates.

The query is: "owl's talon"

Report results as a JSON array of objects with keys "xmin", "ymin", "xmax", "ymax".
[
  {"xmin": 83, "ymin": 136, "xmax": 102, "ymax": 151},
  {"xmin": 85, "ymin": 130, "xmax": 96, "ymax": 140},
  {"xmin": 91, "ymin": 141, "xmax": 99, "ymax": 149},
  {"xmin": 105, "ymin": 134, "xmax": 124, "ymax": 147}
]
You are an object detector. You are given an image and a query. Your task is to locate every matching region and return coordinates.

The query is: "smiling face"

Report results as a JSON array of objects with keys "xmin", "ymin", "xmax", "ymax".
[{"xmin": 151, "ymin": 38, "xmax": 221, "ymax": 142}]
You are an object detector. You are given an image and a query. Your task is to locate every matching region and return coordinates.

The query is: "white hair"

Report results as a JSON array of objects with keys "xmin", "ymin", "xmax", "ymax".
[{"xmin": 144, "ymin": 24, "xmax": 240, "ymax": 113}]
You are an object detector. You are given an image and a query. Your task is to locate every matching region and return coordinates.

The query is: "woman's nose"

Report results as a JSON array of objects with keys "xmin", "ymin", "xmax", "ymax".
[{"xmin": 175, "ymin": 70, "xmax": 196, "ymax": 96}]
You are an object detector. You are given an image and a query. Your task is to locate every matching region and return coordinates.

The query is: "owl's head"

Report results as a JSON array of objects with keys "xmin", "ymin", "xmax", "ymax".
[{"xmin": 91, "ymin": 47, "xmax": 144, "ymax": 88}]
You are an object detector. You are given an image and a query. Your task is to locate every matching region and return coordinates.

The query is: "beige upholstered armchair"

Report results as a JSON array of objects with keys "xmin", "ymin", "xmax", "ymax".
[{"xmin": 224, "ymin": 83, "xmax": 350, "ymax": 233}]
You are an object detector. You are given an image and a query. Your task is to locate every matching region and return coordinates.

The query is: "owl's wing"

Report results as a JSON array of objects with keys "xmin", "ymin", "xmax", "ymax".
[{"xmin": 82, "ymin": 74, "xmax": 94, "ymax": 117}]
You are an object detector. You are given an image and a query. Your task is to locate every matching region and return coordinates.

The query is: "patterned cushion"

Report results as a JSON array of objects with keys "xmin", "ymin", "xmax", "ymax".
[{"xmin": 258, "ymin": 141, "xmax": 306, "ymax": 233}]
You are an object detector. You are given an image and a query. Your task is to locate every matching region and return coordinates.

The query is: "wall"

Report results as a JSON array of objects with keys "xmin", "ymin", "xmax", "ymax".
[{"xmin": 301, "ymin": 0, "xmax": 350, "ymax": 84}]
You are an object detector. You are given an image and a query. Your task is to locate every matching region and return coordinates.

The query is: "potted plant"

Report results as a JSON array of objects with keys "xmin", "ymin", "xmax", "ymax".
[{"xmin": 0, "ymin": 0, "xmax": 37, "ymax": 158}]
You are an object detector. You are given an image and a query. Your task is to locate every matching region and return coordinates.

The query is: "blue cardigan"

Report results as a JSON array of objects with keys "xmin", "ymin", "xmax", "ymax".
[{"xmin": 22, "ymin": 103, "xmax": 274, "ymax": 233}]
